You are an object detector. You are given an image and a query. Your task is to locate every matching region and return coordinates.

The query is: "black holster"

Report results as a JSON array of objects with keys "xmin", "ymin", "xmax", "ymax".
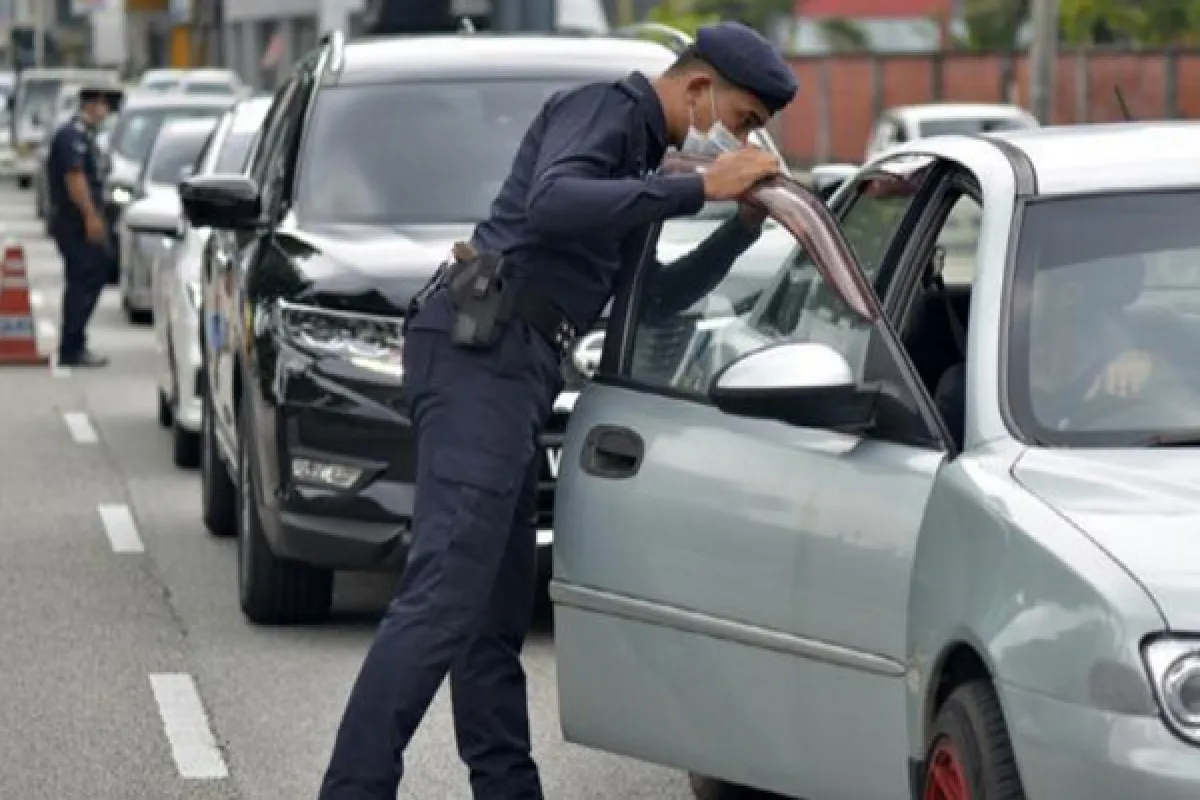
[{"xmin": 443, "ymin": 243, "xmax": 516, "ymax": 350}]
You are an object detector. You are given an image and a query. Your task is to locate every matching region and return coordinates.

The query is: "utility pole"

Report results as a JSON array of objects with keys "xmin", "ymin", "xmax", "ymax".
[{"xmin": 1028, "ymin": 0, "xmax": 1058, "ymax": 123}]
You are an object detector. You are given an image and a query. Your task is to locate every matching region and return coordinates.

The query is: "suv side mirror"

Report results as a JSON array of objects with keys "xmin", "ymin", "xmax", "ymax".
[
  {"xmin": 709, "ymin": 341, "xmax": 877, "ymax": 433},
  {"xmin": 179, "ymin": 174, "xmax": 263, "ymax": 231}
]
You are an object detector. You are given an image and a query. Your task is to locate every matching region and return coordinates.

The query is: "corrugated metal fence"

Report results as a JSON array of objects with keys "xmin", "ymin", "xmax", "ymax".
[{"xmin": 777, "ymin": 47, "xmax": 1200, "ymax": 166}]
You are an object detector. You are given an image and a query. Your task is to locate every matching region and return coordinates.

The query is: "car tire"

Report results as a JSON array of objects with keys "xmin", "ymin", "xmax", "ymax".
[
  {"xmin": 236, "ymin": 393, "xmax": 333, "ymax": 625},
  {"xmin": 200, "ymin": 390, "xmax": 237, "ymax": 537},
  {"xmin": 921, "ymin": 681, "xmax": 1026, "ymax": 800},
  {"xmin": 158, "ymin": 388, "xmax": 172, "ymax": 427}
]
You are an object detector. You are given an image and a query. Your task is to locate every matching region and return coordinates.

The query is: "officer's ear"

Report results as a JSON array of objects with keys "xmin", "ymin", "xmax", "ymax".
[{"xmin": 682, "ymin": 72, "xmax": 715, "ymax": 108}]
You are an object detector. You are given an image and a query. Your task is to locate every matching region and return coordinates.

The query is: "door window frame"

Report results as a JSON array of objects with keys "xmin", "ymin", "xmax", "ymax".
[{"xmin": 595, "ymin": 152, "xmax": 962, "ymax": 454}]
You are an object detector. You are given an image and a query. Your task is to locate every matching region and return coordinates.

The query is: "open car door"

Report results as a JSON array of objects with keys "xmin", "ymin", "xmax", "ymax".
[{"xmin": 549, "ymin": 152, "xmax": 954, "ymax": 799}]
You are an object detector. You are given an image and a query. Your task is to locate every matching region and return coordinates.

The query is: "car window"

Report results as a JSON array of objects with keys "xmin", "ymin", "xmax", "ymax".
[
  {"xmin": 1008, "ymin": 190, "xmax": 1200, "ymax": 445},
  {"xmin": 111, "ymin": 105, "xmax": 228, "ymax": 162},
  {"xmin": 184, "ymin": 82, "xmax": 235, "ymax": 96},
  {"xmin": 294, "ymin": 78, "xmax": 620, "ymax": 225},
  {"xmin": 146, "ymin": 130, "xmax": 210, "ymax": 185},
  {"xmin": 214, "ymin": 129, "xmax": 258, "ymax": 174},
  {"xmin": 936, "ymin": 195, "xmax": 982, "ymax": 286},
  {"xmin": 918, "ymin": 117, "xmax": 1032, "ymax": 137}
]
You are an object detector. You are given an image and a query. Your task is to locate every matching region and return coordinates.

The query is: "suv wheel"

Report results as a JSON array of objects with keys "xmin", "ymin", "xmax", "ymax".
[
  {"xmin": 922, "ymin": 681, "xmax": 1026, "ymax": 800},
  {"xmin": 168, "ymin": 350, "xmax": 200, "ymax": 468},
  {"xmin": 200, "ymin": 390, "xmax": 236, "ymax": 536},
  {"xmin": 236, "ymin": 394, "xmax": 333, "ymax": 625}
]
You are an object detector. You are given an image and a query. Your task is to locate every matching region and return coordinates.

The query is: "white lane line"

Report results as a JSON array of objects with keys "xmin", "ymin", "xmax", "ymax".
[
  {"xmin": 29, "ymin": 290, "xmax": 43, "ymax": 308},
  {"xmin": 97, "ymin": 503, "xmax": 144, "ymax": 554},
  {"xmin": 51, "ymin": 364, "xmax": 71, "ymax": 378},
  {"xmin": 62, "ymin": 411, "xmax": 97, "ymax": 444},
  {"xmin": 36, "ymin": 319, "xmax": 55, "ymax": 338},
  {"xmin": 149, "ymin": 674, "xmax": 230, "ymax": 780}
]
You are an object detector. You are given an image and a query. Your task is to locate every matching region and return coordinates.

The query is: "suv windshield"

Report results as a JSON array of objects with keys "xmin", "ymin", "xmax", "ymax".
[
  {"xmin": 185, "ymin": 82, "xmax": 235, "ymax": 96},
  {"xmin": 16, "ymin": 80, "xmax": 60, "ymax": 126},
  {"xmin": 297, "ymin": 79, "xmax": 610, "ymax": 225},
  {"xmin": 1008, "ymin": 191, "xmax": 1200, "ymax": 445},
  {"xmin": 147, "ymin": 130, "xmax": 209, "ymax": 185},
  {"xmin": 111, "ymin": 105, "xmax": 227, "ymax": 162}
]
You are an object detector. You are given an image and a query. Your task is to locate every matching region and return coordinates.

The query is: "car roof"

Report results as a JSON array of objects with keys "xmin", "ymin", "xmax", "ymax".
[
  {"xmin": 889, "ymin": 103, "xmax": 1032, "ymax": 121},
  {"xmin": 335, "ymin": 34, "xmax": 677, "ymax": 84},
  {"xmin": 157, "ymin": 117, "xmax": 219, "ymax": 139},
  {"xmin": 119, "ymin": 90, "xmax": 235, "ymax": 111},
  {"xmin": 181, "ymin": 68, "xmax": 238, "ymax": 81},
  {"xmin": 984, "ymin": 122, "xmax": 1200, "ymax": 196}
]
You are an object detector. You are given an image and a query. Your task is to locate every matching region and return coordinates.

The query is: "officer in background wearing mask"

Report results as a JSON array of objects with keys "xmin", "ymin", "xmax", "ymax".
[
  {"xmin": 45, "ymin": 86, "xmax": 114, "ymax": 368},
  {"xmin": 319, "ymin": 21, "xmax": 797, "ymax": 800}
]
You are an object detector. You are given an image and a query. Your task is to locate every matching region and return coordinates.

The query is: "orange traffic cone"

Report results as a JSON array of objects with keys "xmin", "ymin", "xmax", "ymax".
[{"xmin": 0, "ymin": 239, "xmax": 48, "ymax": 366}]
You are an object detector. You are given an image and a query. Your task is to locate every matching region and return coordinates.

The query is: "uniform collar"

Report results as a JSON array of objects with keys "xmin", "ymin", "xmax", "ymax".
[{"xmin": 626, "ymin": 72, "xmax": 668, "ymax": 165}]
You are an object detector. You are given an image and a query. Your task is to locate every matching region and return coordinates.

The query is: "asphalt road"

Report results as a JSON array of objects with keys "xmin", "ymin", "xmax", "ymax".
[{"xmin": 0, "ymin": 182, "xmax": 695, "ymax": 799}]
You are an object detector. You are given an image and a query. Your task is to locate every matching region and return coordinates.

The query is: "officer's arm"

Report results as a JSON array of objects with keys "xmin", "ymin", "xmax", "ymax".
[
  {"xmin": 644, "ymin": 214, "xmax": 762, "ymax": 316},
  {"xmin": 525, "ymin": 91, "xmax": 706, "ymax": 237},
  {"xmin": 55, "ymin": 129, "xmax": 101, "ymax": 224}
]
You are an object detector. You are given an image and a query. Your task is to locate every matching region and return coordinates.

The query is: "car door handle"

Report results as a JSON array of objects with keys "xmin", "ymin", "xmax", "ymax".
[{"xmin": 581, "ymin": 425, "xmax": 644, "ymax": 480}]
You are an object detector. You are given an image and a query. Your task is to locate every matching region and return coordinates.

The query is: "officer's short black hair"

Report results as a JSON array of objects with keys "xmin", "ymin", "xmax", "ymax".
[{"xmin": 663, "ymin": 45, "xmax": 730, "ymax": 86}]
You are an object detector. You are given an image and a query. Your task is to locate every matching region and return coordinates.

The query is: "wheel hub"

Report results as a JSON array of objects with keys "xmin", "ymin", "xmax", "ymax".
[{"xmin": 923, "ymin": 739, "xmax": 970, "ymax": 800}]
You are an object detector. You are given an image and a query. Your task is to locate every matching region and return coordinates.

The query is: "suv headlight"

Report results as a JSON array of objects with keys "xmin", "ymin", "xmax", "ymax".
[
  {"xmin": 1144, "ymin": 637, "xmax": 1200, "ymax": 744},
  {"xmin": 275, "ymin": 300, "xmax": 404, "ymax": 378}
]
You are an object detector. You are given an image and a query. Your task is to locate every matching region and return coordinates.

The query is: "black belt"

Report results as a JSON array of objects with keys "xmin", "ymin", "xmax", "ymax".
[{"xmin": 513, "ymin": 290, "xmax": 578, "ymax": 360}]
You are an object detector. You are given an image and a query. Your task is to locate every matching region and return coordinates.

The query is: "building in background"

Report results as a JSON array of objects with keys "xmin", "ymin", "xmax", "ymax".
[{"xmin": 787, "ymin": 0, "xmax": 962, "ymax": 53}]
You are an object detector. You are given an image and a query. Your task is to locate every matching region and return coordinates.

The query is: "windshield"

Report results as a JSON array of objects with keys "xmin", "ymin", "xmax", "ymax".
[
  {"xmin": 214, "ymin": 129, "xmax": 256, "ymax": 174},
  {"xmin": 17, "ymin": 80, "xmax": 61, "ymax": 125},
  {"xmin": 918, "ymin": 116, "xmax": 1032, "ymax": 137},
  {"xmin": 147, "ymin": 130, "xmax": 209, "ymax": 185},
  {"xmin": 185, "ymin": 82, "xmax": 234, "ymax": 96},
  {"xmin": 111, "ymin": 105, "xmax": 226, "ymax": 162},
  {"xmin": 144, "ymin": 79, "xmax": 180, "ymax": 91},
  {"xmin": 1008, "ymin": 191, "xmax": 1200, "ymax": 445},
  {"xmin": 297, "ymin": 79, "xmax": 607, "ymax": 224}
]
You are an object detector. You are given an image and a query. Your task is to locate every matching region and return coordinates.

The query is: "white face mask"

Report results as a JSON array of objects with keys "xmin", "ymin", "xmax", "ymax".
[{"xmin": 680, "ymin": 86, "xmax": 741, "ymax": 157}]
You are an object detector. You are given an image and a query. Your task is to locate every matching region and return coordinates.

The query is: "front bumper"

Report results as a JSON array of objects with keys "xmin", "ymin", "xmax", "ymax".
[
  {"xmin": 257, "ymin": 342, "xmax": 570, "ymax": 571},
  {"xmin": 1003, "ymin": 681, "xmax": 1200, "ymax": 799}
]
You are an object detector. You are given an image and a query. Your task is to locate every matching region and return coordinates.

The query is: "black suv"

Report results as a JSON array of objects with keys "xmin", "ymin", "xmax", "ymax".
[{"xmin": 180, "ymin": 30, "xmax": 686, "ymax": 624}]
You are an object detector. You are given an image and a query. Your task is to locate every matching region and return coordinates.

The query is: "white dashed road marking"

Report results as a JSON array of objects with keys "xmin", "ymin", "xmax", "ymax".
[
  {"xmin": 62, "ymin": 411, "xmax": 97, "ymax": 444},
  {"xmin": 148, "ymin": 673, "xmax": 230, "ymax": 780},
  {"xmin": 97, "ymin": 503, "xmax": 144, "ymax": 554}
]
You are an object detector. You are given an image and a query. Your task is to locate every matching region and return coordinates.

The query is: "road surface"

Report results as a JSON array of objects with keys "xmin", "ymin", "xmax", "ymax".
[{"xmin": 0, "ymin": 182, "xmax": 696, "ymax": 799}]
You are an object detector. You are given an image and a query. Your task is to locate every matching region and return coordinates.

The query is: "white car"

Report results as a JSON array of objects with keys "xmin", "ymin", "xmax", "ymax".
[
  {"xmin": 125, "ymin": 97, "xmax": 270, "ymax": 466},
  {"xmin": 865, "ymin": 102, "xmax": 1039, "ymax": 160}
]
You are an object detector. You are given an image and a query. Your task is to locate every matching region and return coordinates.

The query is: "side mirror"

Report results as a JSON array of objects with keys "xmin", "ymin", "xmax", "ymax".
[
  {"xmin": 709, "ymin": 341, "xmax": 877, "ymax": 432},
  {"xmin": 124, "ymin": 197, "xmax": 183, "ymax": 239},
  {"xmin": 179, "ymin": 174, "xmax": 263, "ymax": 231}
]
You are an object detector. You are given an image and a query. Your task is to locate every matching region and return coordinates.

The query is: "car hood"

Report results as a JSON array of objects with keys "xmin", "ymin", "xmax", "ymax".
[
  {"xmin": 1013, "ymin": 448, "xmax": 1200, "ymax": 630},
  {"xmin": 278, "ymin": 222, "xmax": 475, "ymax": 315},
  {"xmin": 106, "ymin": 153, "xmax": 140, "ymax": 188}
]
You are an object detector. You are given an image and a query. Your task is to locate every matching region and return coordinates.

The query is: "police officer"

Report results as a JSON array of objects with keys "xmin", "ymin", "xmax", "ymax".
[
  {"xmin": 45, "ymin": 86, "xmax": 113, "ymax": 368},
  {"xmin": 320, "ymin": 21, "xmax": 798, "ymax": 800}
]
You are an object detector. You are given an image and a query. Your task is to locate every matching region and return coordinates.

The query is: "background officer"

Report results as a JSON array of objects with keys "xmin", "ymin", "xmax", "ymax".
[
  {"xmin": 320, "ymin": 21, "xmax": 798, "ymax": 800},
  {"xmin": 45, "ymin": 86, "xmax": 114, "ymax": 368}
]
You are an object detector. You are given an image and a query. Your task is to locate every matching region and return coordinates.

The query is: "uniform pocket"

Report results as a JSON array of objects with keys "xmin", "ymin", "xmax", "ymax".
[{"xmin": 430, "ymin": 447, "xmax": 522, "ymax": 569}]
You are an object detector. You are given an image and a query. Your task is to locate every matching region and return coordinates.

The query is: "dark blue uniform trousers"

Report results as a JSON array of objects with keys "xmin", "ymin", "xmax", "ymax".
[
  {"xmin": 52, "ymin": 229, "xmax": 109, "ymax": 361},
  {"xmin": 320, "ymin": 305, "xmax": 561, "ymax": 800}
]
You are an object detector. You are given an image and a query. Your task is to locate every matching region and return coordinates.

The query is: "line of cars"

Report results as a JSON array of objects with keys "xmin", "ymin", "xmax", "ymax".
[{"xmin": 99, "ymin": 25, "xmax": 1200, "ymax": 800}]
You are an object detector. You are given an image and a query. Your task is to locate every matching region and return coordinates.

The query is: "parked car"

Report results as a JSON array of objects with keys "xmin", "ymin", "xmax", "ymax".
[
  {"xmin": 550, "ymin": 125, "xmax": 1200, "ymax": 800},
  {"xmin": 137, "ymin": 68, "xmax": 245, "ymax": 97},
  {"xmin": 103, "ymin": 91, "xmax": 235, "ymax": 286},
  {"xmin": 178, "ymin": 27, "xmax": 791, "ymax": 625},
  {"xmin": 124, "ymin": 97, "xmax": 272, "ymax": 467},
  {"xmin": 9, "ymin": 67, "xmax": 121, "ymax": 189},
  {"xmin": 118, "ymin": 117, "xmax": 219, "ymax": 324},
  {"xmin": 865, "ymin": 102, "xmax": 1039, "ymax": 161}
]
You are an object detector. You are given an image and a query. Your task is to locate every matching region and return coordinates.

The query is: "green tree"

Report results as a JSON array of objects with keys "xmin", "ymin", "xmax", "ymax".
[
  {"xmin": 695, "ymin": 0, "xmax": 795, "ymax": 34},
  {"xmin": 646, "ymin": 0, "xmax": 721, "ymax": 37},
  {"xmin": 959, "ymin": 0, "xmax": 1031, "ymax": 49},
  {"xmin": 818, "ymin": 17, "xmax": 870, "ymax": 51}
]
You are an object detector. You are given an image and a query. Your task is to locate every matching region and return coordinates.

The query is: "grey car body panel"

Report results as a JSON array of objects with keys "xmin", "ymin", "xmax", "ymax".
[{"xmin": 551, "ymin": 126, "xmax": 1200, "ymax": 798}]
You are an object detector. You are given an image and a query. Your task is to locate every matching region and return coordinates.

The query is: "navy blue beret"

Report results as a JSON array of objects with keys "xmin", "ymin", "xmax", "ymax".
[{"xmin": 694, "ymin": 21, "xmax": 798, "ymax": 114}]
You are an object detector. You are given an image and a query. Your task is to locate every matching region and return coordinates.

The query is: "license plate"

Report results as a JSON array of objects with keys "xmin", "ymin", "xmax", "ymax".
[{"xmin": 545, "ymin": 446, "xmax": 562, "ymax": 479}]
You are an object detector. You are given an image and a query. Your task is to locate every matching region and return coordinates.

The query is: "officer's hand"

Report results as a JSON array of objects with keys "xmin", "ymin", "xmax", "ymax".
[{"xmin": 702, "ymin": 149, "xmax": 781, "ymax": 202}]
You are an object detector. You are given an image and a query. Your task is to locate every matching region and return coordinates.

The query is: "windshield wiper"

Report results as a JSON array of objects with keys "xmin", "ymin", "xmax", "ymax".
[{"xmin": 1137, "ymin": 430, "xmax": 1200, "ymax": 447}]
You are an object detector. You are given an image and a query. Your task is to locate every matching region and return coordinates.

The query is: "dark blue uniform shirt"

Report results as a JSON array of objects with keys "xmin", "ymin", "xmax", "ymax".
[
  {"xmin": 471, "ymin": 72, "xmax": 760, "ymax": 333},
  {"xmin": 46, "ymin": 116, "xmax": 103, "ymax": 235}
]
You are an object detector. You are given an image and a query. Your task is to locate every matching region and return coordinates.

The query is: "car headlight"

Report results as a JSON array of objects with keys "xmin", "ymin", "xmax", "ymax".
[
  {"xmin": 109, "ymin": 185, "xmax": 133, "ymax": 206},
  {"xmin": 1144, "ymin": 637, "xmax": 1200, "ymax": 744},
  {"xmin": 275, "ymin": 300, "xmax": 404, "ymax": 378}
]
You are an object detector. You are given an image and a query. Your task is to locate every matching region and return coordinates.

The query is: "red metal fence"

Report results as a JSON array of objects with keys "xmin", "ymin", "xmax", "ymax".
[{"xmin": 776, "ymin": 48, "xmax": 1200, "ymax": 166}]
